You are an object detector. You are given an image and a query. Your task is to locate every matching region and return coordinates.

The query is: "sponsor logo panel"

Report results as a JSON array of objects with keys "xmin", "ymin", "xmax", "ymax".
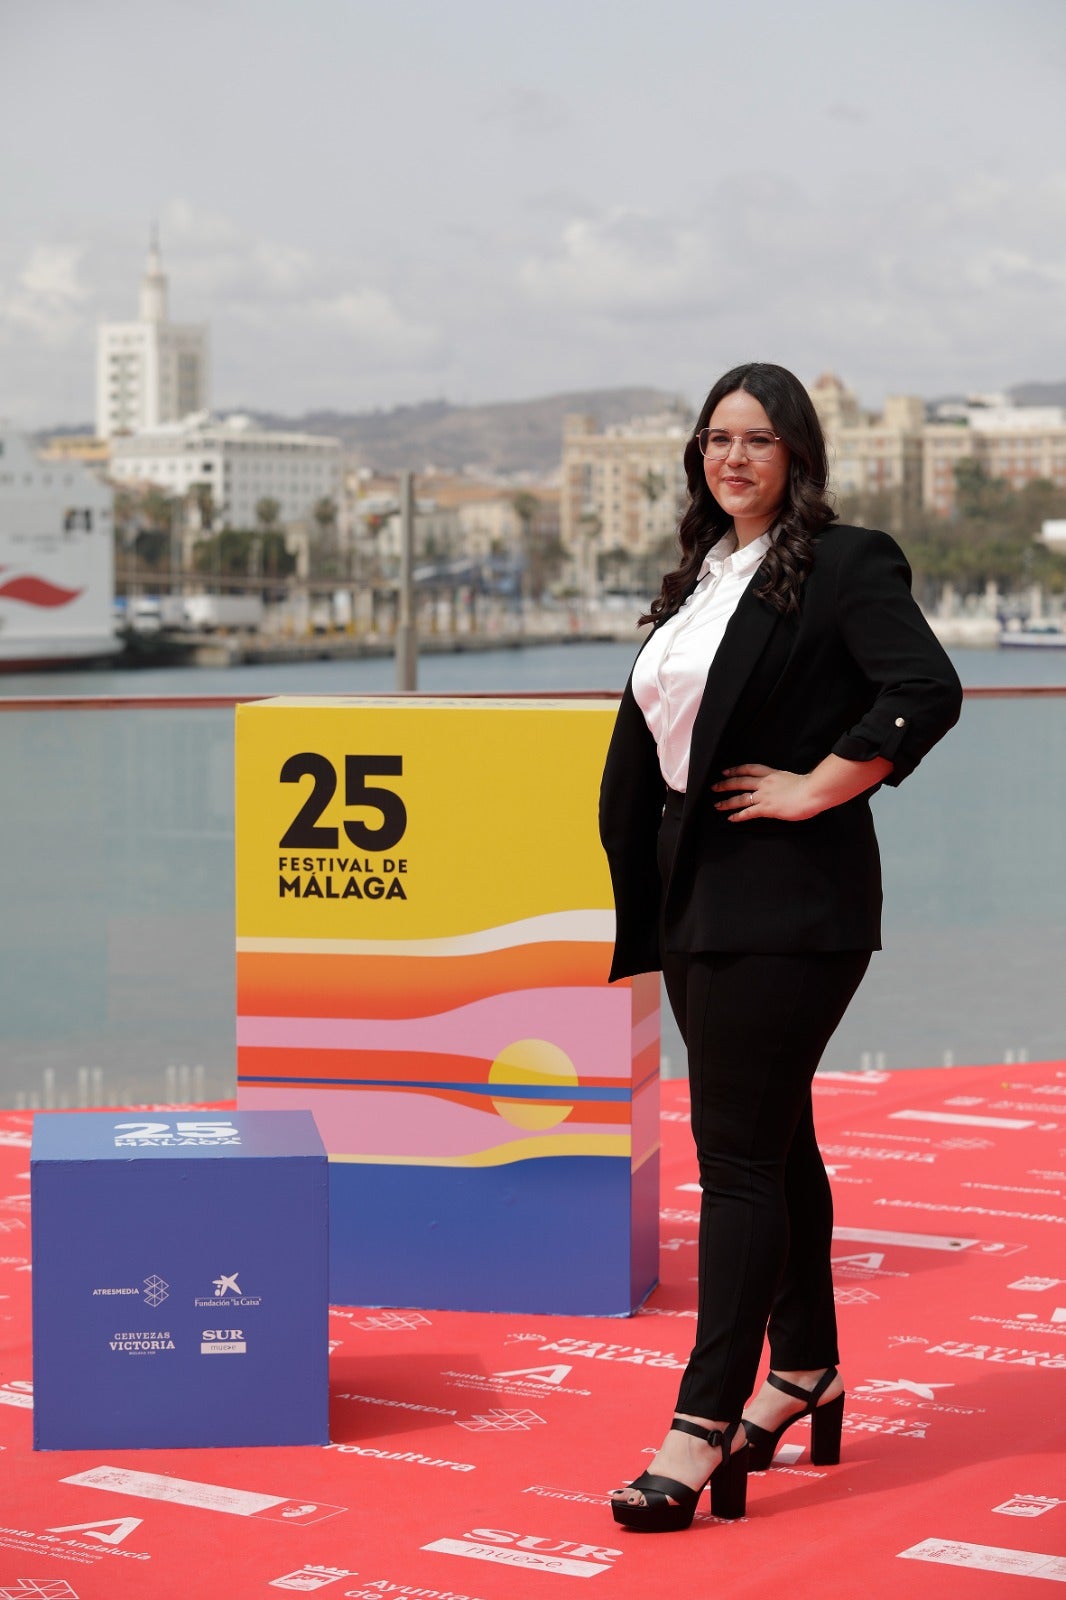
[
  {"xmin": 60, "ymin": 1466, "xmax": 345, "ymax": 1522},
  {"xmin": 898, "ymin": 1537, "xmax": 1066, "ymax": 1580},
  {"xmin": 423, "ymin": 1528, "xmax": 621, "ymax": 1579}
]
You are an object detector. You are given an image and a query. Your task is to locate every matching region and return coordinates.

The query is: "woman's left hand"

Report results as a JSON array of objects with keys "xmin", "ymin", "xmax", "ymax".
[{"xmin": 712, "ymin": 763, "xmax": 821, "ymax": 822}]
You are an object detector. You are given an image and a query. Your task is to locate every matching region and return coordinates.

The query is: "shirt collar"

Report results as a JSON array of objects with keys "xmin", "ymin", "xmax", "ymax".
[{"xmin": 697, "ymin": 525, "xmax": 775, "ymax": 581}]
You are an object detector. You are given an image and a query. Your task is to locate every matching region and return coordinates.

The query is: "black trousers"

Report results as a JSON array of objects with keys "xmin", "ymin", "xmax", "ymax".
[{"xmin": 659, "ymin": 802, "xmax": 870, "ymax": 1420}]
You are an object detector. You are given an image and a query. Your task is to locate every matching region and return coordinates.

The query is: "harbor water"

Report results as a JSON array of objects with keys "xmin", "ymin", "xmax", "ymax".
[{"xmin": 2, "ymin": 640, "xmax": 1064, "ymax": 1105}]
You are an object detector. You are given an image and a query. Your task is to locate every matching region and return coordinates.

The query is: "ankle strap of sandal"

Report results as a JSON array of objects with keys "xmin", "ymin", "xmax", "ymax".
[
  {"xmin": 766, "ymin": 1366, "xmax": 838, "ymax": 1408},
  {"xmin": 670, "ymin": 1418, "xmax": 739, "ymax": 1459}
]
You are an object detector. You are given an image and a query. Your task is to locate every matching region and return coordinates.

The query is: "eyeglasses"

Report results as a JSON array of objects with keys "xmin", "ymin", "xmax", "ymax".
[{"xmin": 697, "ymin": 428, "xmax": 781, "ymax": 461}]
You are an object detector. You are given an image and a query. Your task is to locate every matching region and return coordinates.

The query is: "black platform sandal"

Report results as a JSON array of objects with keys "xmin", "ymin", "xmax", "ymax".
[
  {"xmin": 742, "ymin": 1367, "xmax": 844, "ymax": 1472},
  {"xmin": 610, "ymin": 1419, "xmax": 748, "ymax": 1532}
]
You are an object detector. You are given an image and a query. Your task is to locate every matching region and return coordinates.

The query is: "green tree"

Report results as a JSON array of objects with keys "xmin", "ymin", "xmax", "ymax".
[
  {"xmin": 193, "ymin": 529, "xmax": 295, "ymax": 582},
  {"xmin": 187, "ymin": 481, "xmax": 218, "ymax": 533}
]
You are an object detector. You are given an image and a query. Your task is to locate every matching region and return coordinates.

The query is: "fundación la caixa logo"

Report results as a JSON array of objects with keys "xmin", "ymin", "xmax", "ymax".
[{"xmin": 194, "ymin": 1269, "xmax": 262, "ymax": 1309}]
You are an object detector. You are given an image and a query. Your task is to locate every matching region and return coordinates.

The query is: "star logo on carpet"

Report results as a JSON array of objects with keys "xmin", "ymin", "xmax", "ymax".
[{"xmin": 854, "ymin": 1378, "xmax": 953, "ymax": 1400}]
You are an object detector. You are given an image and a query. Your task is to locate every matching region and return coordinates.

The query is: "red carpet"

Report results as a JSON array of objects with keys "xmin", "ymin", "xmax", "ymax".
[{"xmin": 2, "ymin": 1062, "xmax": 1065, "ymax": 1597}]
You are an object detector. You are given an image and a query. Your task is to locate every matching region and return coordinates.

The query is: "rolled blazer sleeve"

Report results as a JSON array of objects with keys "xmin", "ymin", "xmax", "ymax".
[{"xmin": 830, "ymin": 528, "xmax": 963, "ymax": 786}]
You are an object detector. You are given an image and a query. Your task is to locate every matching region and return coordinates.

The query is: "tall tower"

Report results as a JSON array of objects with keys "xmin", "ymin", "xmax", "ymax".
[
  {"xmin": 138, "ymin": 223, "xmax": 168, "ymax": 324},
  {"xmin": 95, "ymin": 230, "xmax": 210, "ymax": 439}
]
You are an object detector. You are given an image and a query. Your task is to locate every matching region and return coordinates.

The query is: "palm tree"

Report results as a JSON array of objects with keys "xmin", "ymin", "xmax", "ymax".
[
  {"xmin": 512, "ymin": 491, "xmax": 542, "ymax": 601},
  {"xmin": 311, "ymin": 495, "xmax": 340, "ymax": 578}
]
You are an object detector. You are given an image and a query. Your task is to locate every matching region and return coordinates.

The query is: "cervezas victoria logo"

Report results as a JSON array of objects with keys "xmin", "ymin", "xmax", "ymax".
[{"xmin": 423, "ymin": 1527, "xmax": 622, "ymax": 1578}]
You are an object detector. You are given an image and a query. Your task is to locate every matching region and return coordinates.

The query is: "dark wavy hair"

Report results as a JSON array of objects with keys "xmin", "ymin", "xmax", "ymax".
[{"xmin": 640, "ymin": 361, "xmax": 836, "ymax": 626}]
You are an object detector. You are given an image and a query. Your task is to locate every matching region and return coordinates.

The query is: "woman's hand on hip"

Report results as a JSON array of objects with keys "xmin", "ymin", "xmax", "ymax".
[
  {"xmin": 713, "ymin": 753, "xmax": 895, "ymax": 821},
  {"xmin": 712, "ymin": 764, "xmax": 820, "ymax": 822}
]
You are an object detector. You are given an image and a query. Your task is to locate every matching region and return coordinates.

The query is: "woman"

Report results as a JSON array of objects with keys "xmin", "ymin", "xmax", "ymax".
[{"xmin": 599, "ymin": 362, "xmax": 962, "ymax": 1533}]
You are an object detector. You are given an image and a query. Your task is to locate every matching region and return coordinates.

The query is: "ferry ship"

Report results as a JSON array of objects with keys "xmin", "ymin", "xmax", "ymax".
[{"xmin": 0, "ymin": 427, "xmax": 120, "ymax": 670}]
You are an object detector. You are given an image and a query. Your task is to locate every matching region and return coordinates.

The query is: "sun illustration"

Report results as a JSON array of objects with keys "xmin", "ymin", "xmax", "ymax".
[{"xmin": 488, "ymin": 1039, "xmax": 579, "ymax": 1131}]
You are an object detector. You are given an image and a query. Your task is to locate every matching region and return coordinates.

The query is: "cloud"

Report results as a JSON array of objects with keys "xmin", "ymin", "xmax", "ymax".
[
  {"xmin": 480, "ymin": 85, "xmax": 569, "ymax": 138},
  {"xmin": 513, "ymin": 168, "xmax": 1066, "ymax": 398},
  {"xmin": 0, "ymin": 243, "xmax": 89, "ymax": 344},
  {"xmin": 519, "ymin": 208, "xmax": 714, "ymax": 315}
]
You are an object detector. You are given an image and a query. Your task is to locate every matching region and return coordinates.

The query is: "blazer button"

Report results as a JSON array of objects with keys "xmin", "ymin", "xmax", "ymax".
[{"xmin": 894, "ymin": 716, "xmax": 905, "ymax": 727}]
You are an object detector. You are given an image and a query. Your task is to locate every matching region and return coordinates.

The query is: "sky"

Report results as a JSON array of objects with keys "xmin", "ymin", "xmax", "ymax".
[{"xmin": 1, "ymin": 0, "xmax": 1064, "ymax": 428}]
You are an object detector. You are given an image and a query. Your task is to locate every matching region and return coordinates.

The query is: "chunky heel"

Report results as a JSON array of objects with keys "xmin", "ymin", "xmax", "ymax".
[
  {"xmin": 809, "ymin": 1390, "xmax": 844, "ymax": 1465},
  {"xmin": 742, "ymin": 1367, "xmax": 844, "ymax": 1471},
  {"xmin": 611, "ymin": 1419, "xmax": 746, "ymax": 1532},
  {"xmin": 708, "ymin": 1436, "xmax": 748, "ymax": 1520}
]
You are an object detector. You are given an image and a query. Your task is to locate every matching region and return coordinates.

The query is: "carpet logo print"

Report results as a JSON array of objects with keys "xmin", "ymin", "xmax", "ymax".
[
  {"xmin": 0, "ymin": 1380, "xmax": 33, "ymax": 1408},
  {"xmin": 269, "ymin": 1566, "xmax": 358, "ymax": 1591},
  {"xmin": 456, "ymin": 1408, "xmax": 547, "ymax": 1432},
  {"xmin": 444, "ymin": 1363, "xmax": 592, "ymax": 1400},
  {"xmin": 342, "ymin": 1310, "xmax": 431, "ymax": 1332},
  {"xmin": 924, "ymin": 1339, "xmax": 1066, "ymax": 1368},
  {"xmin": 533, "ymin": 1337, "xmax": 685, "ymax": 1369},
  {"xmin": 422, "ymin": 1527, "xmax": 621, "ymax": 1579},
  {"xmin": 899, "ymin": 1537, "xmax": 1066, "ymax": 1579},
  {"xmin": 971, "ymin": 1306, "xmax": 1066, "ymax": 1336},
  {"xmin": 47, "ymin": 1517, "xmax": 142, "ymax": 1546},
  {"xmin": 833, "ymin": 1286, "xmax": 880, "ymax": 1306},
  {"xmin": 0, "ymin": 1584, "xmax": 80, "ymax": 1599},
  {"xmin": 992, "ymin": 1494, "xmax": 1065, "ymax": 1518},
  {"xmin": 253, "ymin": 1500, "xmax": 348, "ymax": 1525},
  {"xmin": 852, "ymin": 1378, "xmax": 953, "ymax": 1400},
  {"xmin": 1009, "ymin": 1276, "xmax": 1065, "ymax": 1291}
]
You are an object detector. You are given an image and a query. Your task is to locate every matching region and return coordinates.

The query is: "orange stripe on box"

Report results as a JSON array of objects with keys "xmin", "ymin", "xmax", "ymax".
[{"xmin": 236, "ymin": 942, "xmax": 613, "ymax": 1018}]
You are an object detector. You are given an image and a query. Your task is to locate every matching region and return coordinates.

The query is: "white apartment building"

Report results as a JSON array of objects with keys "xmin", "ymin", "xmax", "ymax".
[
  {"xmin": 96, "ymin": 232, "xmax": 209, "ymax": 439},
  {"xmin": 810, "ymin": 375, "xmax": 1066, "ymax": 520},
  {"xmin": 810, "ymin": 375, "xmax": 926, "ymax": 519},
  {"xmin": 561, "ymin": 413, "xmax": 691, "ymax": 570},
  {"xmin": 109, "ymin": 414, "xmax": 342, "ymax": 532}
]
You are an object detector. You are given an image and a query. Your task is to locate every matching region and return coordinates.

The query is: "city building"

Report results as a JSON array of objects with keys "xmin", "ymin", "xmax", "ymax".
[
  {"xmin": 108, "ymin": 414, "xmax": 342, "ymax": 539},
  {"xmin": 808, "ymin": 374, "xmax": 926, "ymax": 521},
  {"xmin": 809, "ymin": 376, "xmax": 1066, "ymax": 520},
  {"xmin": 95, "ymin": 231, "xmax": 210, "ymax": 439},
  {"xmin": 560, "ymin": 411, "xmax": 691, "ymax": 591}
]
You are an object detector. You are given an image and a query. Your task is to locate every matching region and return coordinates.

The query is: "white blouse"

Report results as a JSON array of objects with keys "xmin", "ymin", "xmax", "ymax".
[{"xmin": 632, "ymin": 528, "xmax": 773, "ymax": 792}]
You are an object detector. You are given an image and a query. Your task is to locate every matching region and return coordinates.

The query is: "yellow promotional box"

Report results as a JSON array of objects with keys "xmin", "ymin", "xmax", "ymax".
[{"xmin": 235, "ymin": 697, "xmax": 659, "ymax": 1315}]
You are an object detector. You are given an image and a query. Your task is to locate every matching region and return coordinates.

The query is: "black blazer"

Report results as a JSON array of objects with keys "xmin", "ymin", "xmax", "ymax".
[{"xmin": 599, "ymin": 525, "xmax": 963, "ymax": 980}]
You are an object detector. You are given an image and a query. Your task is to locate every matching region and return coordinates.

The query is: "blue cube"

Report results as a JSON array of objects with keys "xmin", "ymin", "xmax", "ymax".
[{"xmin": 31, "ymin": 1110, "xmax": 328, "ymax": 1450}]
